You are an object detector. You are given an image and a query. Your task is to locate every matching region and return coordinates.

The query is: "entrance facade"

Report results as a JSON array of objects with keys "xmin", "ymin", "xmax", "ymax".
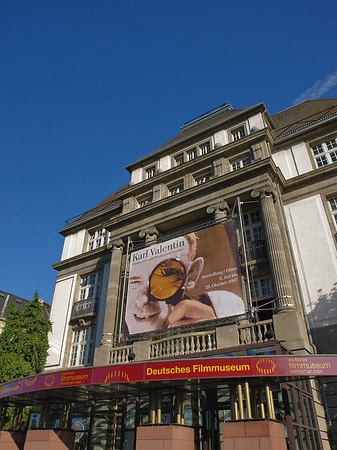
[{"xmin": 0, "ymin": 354, "xmax": 331, "ymax": 450}]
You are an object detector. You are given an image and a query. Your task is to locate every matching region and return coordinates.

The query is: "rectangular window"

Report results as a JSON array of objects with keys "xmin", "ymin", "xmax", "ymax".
[
  {"xmin": 79, "ymin": 272, "xmax": 102, "ymax": 300},
  {"xmin": 250, "ymin": 278, "xmax": 273, "ymax": 299},
  {"xmin": 243, "ymin": 210, "xmax": 264, "ymax": 242},
  {"xmin": 194, "ymin": 169, "xmax": 212, "ymax": 185},
  {"xmin": 138, "ymin": 193, "xmax": 152, "ymax": 208},
  {"xmin": 329, "ymin": 197, "xmax": 337, "ymax": 227},
  {"xmin": 232, "ymin": 126, "xmax": 246, "ymax": 141},
  {"xmin": 87, "ymin": 228, "xmax": 108, "ymax": 251},
  {"xmin": 200, "ymin": 142, "xmax": 210, "ymax": 155},
  {"xmin": 174, "ymin": 154, "xmax": 184, "ymax": 166},
  {"xmin": 168, "ymin": 181, "xmax": 184, "ymax": 196},
  {"xmin": 231, "ymin": 156, "xmax": 251, "ymax": 171},
  {"xmin": 146, "ymin": 166, "xmax": 156, "ymax": 179},
  {"xmin": 311, "ymin": 137, "xmax": 337, "ymax": 167},
  {"xmin": 69, "ymin": 327, "xmax": 94, "ymax": 367},
  {"xmin": 187, "ymin": 149, "xmax": 197, "ymax": 161}
]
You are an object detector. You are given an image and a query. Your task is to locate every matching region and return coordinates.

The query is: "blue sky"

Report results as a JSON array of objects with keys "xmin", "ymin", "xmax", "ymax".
[{"xmin": 1, "ymin": 0, "xmax": 337, "ymax": 304}]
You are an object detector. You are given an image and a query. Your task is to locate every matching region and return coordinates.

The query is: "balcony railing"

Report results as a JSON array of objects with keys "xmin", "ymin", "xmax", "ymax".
[
  {"xmin": 71, "ymin": 298, "xmax": 97, "ymax": 320},
  {"xmin": 241, "ymin": 240, "xmax": 266, "ymax": 262},
  {"xmin": 108, "ymin": 319, "xmax": 275, "ymax": 362},
  {"xmin": 238, "ymin": 320, "xmax": 274, "ymax": 345}
]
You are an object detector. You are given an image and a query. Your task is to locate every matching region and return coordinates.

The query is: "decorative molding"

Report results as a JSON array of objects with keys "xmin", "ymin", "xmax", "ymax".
[
  {"xmin": 139, "ymin": 225, "xmax": 159, "ymax": 243},
  {"xmin": 107, "ymin": 237, "xmax": 125, "ymax": 251},
  {"xmin": 251, "ymin": 183, "xmax": 278, "ymax": 200},
  {"xmin": 206, "ymin": 200, "xmax": 230, "ymax": 219}
]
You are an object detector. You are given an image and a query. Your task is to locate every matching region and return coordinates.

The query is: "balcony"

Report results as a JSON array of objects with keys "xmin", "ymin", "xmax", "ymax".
[
  {"xmin": 240, "ymin": 240, "xmax": 266, "ymax": 262},
  {"xmin": 109, "ymin": 319, "xmax": 275, "ymax": 363},
  {"xmin": 70, "ymin": 298, "xmax": 97, "ymax": 320}
]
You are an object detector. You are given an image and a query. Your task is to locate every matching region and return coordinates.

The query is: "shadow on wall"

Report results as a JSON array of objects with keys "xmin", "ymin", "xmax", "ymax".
[{"xmin": 307, "ymin": 282, "xmax": 337, "ymax": 354}]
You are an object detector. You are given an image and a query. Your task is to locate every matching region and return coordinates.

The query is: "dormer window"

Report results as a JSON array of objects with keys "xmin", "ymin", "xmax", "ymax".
[
  {"xmin": 200, "ymin": 142, "xmax": 210, "ymax": 155},
  {"xmin": 231, "ymin": 126, "xmax": 246, "ymax": 141},
  {"xmin": 194, "ymin": 168, "xmax": 212, "ymax": 185},
  {"xmin": 175, "ymin": 154, "xmax": 184, "ymax": 166},
  {"xmin": 146, "ymin": 166, "xmax": 156, "ymax": 179},
  {"xmin": 137, "ymin": 193, "xmax": 152, "ymax": 208},
  {"xmin": 231, "ymin": 156, "xmax": 251, "ymax": 171},
  {"xmin": 168, "ymin": 181, "xmax": 184, "ymax": 196},
  {"xmin": 187, "ymin": 149, "xmax": 197, "ymax": 161}
]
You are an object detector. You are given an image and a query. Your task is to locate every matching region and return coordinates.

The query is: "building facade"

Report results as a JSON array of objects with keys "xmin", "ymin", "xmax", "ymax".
[{"xmin": 1, "ymin": 99, "xmax": 337, "ymax": 450}]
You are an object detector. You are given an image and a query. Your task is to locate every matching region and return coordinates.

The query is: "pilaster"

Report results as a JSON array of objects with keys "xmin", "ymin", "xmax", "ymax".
[{"xmin": 94, "ymin": 238, "xmax": 125, "ymax": 366}]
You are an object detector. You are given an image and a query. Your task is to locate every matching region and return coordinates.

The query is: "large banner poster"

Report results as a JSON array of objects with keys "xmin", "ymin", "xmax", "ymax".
[{"xmin": 124, "ymin": 221, "xmax": 245, "ymax": 335}]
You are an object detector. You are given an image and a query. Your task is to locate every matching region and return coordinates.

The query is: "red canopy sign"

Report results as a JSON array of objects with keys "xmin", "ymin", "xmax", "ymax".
[{"xmin": 1, "ymin": 355, "xmax": 336, "ymax": 399}]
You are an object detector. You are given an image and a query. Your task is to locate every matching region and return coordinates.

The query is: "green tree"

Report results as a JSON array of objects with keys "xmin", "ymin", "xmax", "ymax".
[{"xmin": 0, "ymin": 296, "xmax": 52, "ymax": 384}]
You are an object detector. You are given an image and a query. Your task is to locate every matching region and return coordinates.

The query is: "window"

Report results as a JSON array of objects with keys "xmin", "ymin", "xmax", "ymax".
[
  {"xmin": 187, "ymin": 149, "xmax": 197, "ymax": 161},
  {"xmin": 231, "ymin": 126, "xmax": 246, "ymax": 141},
  {"xmin": 173, "ymin": 141, "xmax": 211, "ymax": 166},
  {"xmin": 329, "ymin": 197, "xmax": 337, "ymax": 227},
  {"xmin": 87, "ymin": 228, "xmax": 108, "ymax": 251},
  {"xmin": 250, "ymin": 278, "xmax": 273, "ymax": 299},
  {"xmin": 137, "ymin": 193, "xmax": 152, "ymax": 208},
  {"xmin": 146, "ymin": 166, "xmax": 156, "ymax": 179},
  {"xmin": 79, "ymin": 272, "xmax": 102, "ymax": 300},
  {"xmin": 231, "ymin": 156, "xmax": 252, "ymax": 171},
  {"xmin": 194, "ymin": 169, "xmax": 212, "ymax": 185},
  {"xmin": 69, "ymin": 327, "xmax": 94, "ymax": 366},
  {"xmin": 168, "ymin": 181, "xmax": 184, "ymax": 196},
  {"xmin": 174, "ymin": 154, "xmax": 184, "ymax": 166},
  {"xmin": 311, "ymin": 137, "xmax": 337, "ymax": 167},
  {"xmin": 200, "ymin": 142, "xmax": 210, "ymax": 155},
  {"xmin": 243, "ymin": 210, "xmax": 264, "ymax": 242}
]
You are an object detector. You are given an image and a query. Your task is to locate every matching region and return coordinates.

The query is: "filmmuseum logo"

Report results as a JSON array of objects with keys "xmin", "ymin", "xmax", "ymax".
[
  {"xmin": 104, "ymin": 369, "xmax": 130, "ymax": 383},
  {"xmin": 61, "ymin": 371, "xmax": 90, "ymax": 386},
  {"xmin": 255, "ymin": 358, "xmax": 276, "ymax": 375}
]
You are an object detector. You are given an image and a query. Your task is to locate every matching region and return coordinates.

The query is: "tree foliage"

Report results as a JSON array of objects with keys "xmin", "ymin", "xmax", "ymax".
[{"xmin": 0, "ymin": 298, "xmax": 52, "ymax": 384}]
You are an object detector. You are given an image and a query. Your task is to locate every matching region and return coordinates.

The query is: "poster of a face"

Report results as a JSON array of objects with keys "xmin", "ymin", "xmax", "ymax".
[{"xmin": 124, "ymin": 221, "xmax": 245, "ymax": 335}]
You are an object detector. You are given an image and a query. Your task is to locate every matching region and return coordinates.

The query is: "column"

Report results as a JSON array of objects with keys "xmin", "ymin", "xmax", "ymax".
[
  {"xmin": 251, "ymin": 186, "xmax": 295, "ymax": 310},
  {"xmin": 206, "ymin": 200, "xmax": 230, "ymax": 222}
]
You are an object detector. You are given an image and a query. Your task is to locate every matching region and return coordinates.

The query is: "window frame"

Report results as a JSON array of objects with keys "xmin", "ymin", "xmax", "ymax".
[
  {"xmin": 87, "ymin": 228, "xmax": 109, "ymax": 251},
  {"xmin": 69, "ymin": 326, "xmax": 95, "ymax": 367},
  {"xmin": 229, "ymin": 123, "xmax": 248, "ymax": 142},
  {"xmin": 137, "ymin": 192, "xmax": 153, "ymax": 208},
  {"xmin": 194, "ymin": 168, "xmax": 213, "ymax": 186},
  {"xmin": 311, "ymin": 136, "xmax": 337, "ymax": 168},
  {"xmin": 172, "ymin": 140, "xmax": 212, "ymax": 167},
  {"xmin": 79, "ymin": 272, "xmax": 102, "ymax": 301}
]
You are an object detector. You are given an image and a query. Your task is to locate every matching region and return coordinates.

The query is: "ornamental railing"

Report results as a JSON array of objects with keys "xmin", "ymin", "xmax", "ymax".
[
  {"xmin": 108, "ymin": 320, "xmax": 275, "ymax": 362},
  {"xmin": 149, "ymin": 330, "xmax": 216, "ymax": 359},
  {"xmin": 240, "ymin": 240, "xmax": 266, "ymax": 262},
  {"xmin": 70, "ymin": 298, "xmax": 97, "ymax": 320},
  {"xmin": 238, "ymin": 319, "xmax": 274, "ymax": 345},
  {"xmin": 109, "ymin": 345, "xmax": 132, "ymax": 364}
]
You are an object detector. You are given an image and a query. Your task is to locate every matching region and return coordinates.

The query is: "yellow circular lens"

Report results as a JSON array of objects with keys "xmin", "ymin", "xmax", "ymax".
[{"xmin": 150, "ymin": 259, "xmax": 185, "ymax": 300}]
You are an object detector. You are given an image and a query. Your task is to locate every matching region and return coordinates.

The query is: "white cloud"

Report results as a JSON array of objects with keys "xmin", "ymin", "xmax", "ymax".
[{"xmin": 293, "ymin": 70, "xmax": 337, "ymax": 105}]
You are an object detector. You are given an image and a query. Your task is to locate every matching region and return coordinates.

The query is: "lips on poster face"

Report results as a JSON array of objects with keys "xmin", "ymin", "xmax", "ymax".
[{"xmin": 124, "ymin": 222, "xmax": 244, "ymax": 335}]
